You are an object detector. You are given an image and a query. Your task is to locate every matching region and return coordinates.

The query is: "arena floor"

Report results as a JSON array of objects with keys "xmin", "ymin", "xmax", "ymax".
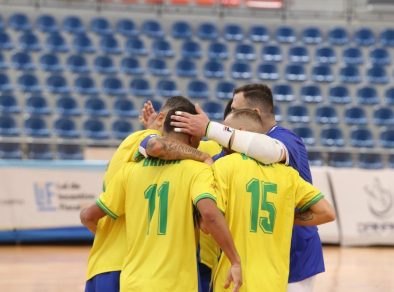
[{"xmin": 0, "ymin": 245, "xmax": 393, "ymax": 292}]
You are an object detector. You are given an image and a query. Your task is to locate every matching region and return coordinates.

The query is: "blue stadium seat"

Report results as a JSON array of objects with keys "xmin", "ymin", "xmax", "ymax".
[
  {"xmin": 373, "ymin": 107, "xmax": 394, "ymax": 126},
  {"xmin": 308, "ymin": 151, "xmax": 324, "ymax": 166},
  {"xmin": 249, "ymin": 25, "xmax": 270, "ymax": 42},
  {"xmin": 257, "ymin": 63, "xmax": 279, "ymax": 81},
  {"xmin": 358, "ymin": 153, "xmax": 383, "ymax": 169},
  {"xmin": 272, "ymin": 84, "xmax": 294, "ymax": 102},
  {"xmin": 176, "ymin": 59, "xmax": 197, "ymax": 78},
  {"xmin": 100, "ymin": 35, "xmax": 121, "ymax": 55},
  {"xmin": 130, "ymin": 78, "xmax": 153, "ymax": 98},
  {"xmin": 84, "ymin": 97, "xmax": 110, "ymax": 117},
  {"xmin": 0, "ymin": 16, "xmax": 4, "ymax": 31},
  {"xmin": 208, "ymin": 42, "xmax": 228, "ymax": 59},
  {"xmin": 320, "ymin": 126, "xmax": 345, "ymax": 147},
  {"xmin": 315, "ymin": 46, "xmax": 337, "ymax": 64},
  {"xmin": 380, "ymin": 28, "xmax": 394, "ymax": 47},
  {"xmin": 0, "ymin": 94, "xmax": 20, "ymax": 113},
  {"xmin": 300, "ymin": 84, "xmax": 323, "ymax": 103},
  {"xmin": 54, "ymin": 117, "xmax": 80, "ymax": 138},
  {"xmin": 315, "ymin": 105, "xmax": 339, "ymax": 124},
  {"xmin": 46, "ymin": 32, "xmax": 69, "ymax": 53},
  {"xmin": 24, "ymin": 117, "xmax": 50, "ymax": 137},
  {"xmin": 36, "ymin": 14, "xmax": 58, "ymax": 33},
  {"xmin": 380, "ymin": 129, "xmax": 394, "ymax": 148},
  {"xmin": 339, "ymin": 65, "xmax": 361, "ymax": 83},
  {"xmin": 73, "ymin": 33, "xmax": 95, "ymax": 54},
  {"xmin": 292, "ymin": 126, "xmax": 315, "ymax": 146},
  {"xmin": 197, "ymin": 22, "xmax": 218, "ymax": 40},
  {"xmin": 0, "ymin": 116, "xmax": 19, "ymax": 136},
  {"xmin": 343, "ymin": 47, "xmax": 363, "ymax": 65},
  {"xmin": 8, "ymin": 13, "xmax": 31, "ymax": 31},
  {"xmin": 112, "ymin": 120, "xmax": 133, "ymax": 140},
  {"xmin": 120, "ymin": 57, "xmax": 145, "ymax": 75},
  {"xmin": 356, "ymin": 86, "xmax": 380, "ymax": 105},
  {"xmin": 172, "ymin": 21, "xmax": 192, "ymax": 39},
  {"xmin": 116, "ymin": 19, "xmax": 139, "ymax": 37},
  {"xmin": 287, "ymin": 104, "xmax": 310, "ymax": 123},
  {"xmin": 93, "ymin": 55, "xmax": 117, "ymax": 75},
  {"xmin": 57, "ymin": 144, "xmax": 83, "ymax": 160},
  {"xmin": 19, "ymin": 32, "xmax": 41, "ymax": 51},
  {"xmin": 27, "ymin": 144, "xmax": 53, "ymax": 160},
  {"xmin": 262, "ymin": 45, "xmax": 282, "ymax": 62},
  {"xmin": 274, "ymin": 106, "xmax": 282, "ymax": 122},
  {"xmin": 366, "ymin": 65, "xmax": 389, "ymax": 84},
  {"xmin": 74, "ymin": 76, "xmax": 98, "ymax": 95},
  {"xmin": 285, "ymin": 63, "xmax": 306, "ymax": 82},
  {"xmin": 312, "ymin": 64, "xmax": 334, "ymax": 83},
  {"xmin": 46, "ymin": 75, "xmax": 70, "ymax": 94},
  {"xmin": 113, "ymin": 98, "xmax": 139, "ymax": 117},
  {"xmin": 142, "ymin": 20, "xmax": 164, "ymax": 39},
  {"xmin": 66, "ymin": 54, "xmax": 89, "ymax": 74},
  {"xmin": 18, "ymin": 74, "xmax": 41, "ymax": 93},
  {"xmin": 152, "ymin": 39, "xmax": 174, "ymax": 58},
  {"xmin": 369, "ymin": 47, "xmax": 390, "ymax": 66},
  {"xmin": 0, "ymin": 143, "xmax": 22, "ymax": 159},
  {"xmin": 235, "ymin": 43, "xmax": 256, "ymax": 61},
  {"xmin": 344, "ymin": 106, "xmax": 367, "ymax": 125},
  {"xmin": 276, "ymin": 26, "xmax": 296, "ymax": 43},
  {"xmin": 125, "ymin": 37, "xmax": 148, "ymax": 56},
  {"xmin": 302, "ymin": 27, "xmax": 323, "ymax": 44},
  {"xmin": 328, "ymin": 152, "xmax": 353, "ymax": 168},
  {"xmin": 26, "ymin": 95, "xmax": 51, "ymax": 115},
  {"xmin": 63, "ymin": 16, "xmax": 85, "ymax": 34},
  {"xmin": 12, "ymin": 52, "xmax": 35, "ymax": 71},
  {"xmin": 84, "ymin": 119, "xmax": 109, "ymax": 140},
  {"xmin": 224, "ymin": 24, "xmax": 243, "ymax": 41},
  {"xmin": 328, "ymin": 85, "xmax": 351, "ymax": 104},
  {"xmin": 40, "ymin": 53, "xmax": 63, "ymax": 72},
  {"xmin": 216, "ymin": 81, "xmax": 235, "ymax": 100},
  {"xmin": 385, "ymin": 87, "xmax": 394, "ymax": 105},
  {"xmin": 204, "ymin": 60, "xmax": 225, "ymax": 79},
  {"xmin": 147, "ymin": 100, "xmax": 162, "ymax": 112},
  {"xmin": 350, "ymin": 127, "xmax": 374, "ymax": 148},
  {"xmin": 157, "ymin": 79, "xmax": 180, "ymax": 97},
  {"xmin": 179, "ymin": 41, "xmax": 201, "ymax": 59},
  {"xmin": 56, "ymin": 96, "xmax": 81, "ymax": 116},
  {"xmin": 90, "ymin": 17, "xmax": 112, "ymax": 35},
  {"xmin": 288, "ymin": 46, "xmax": 309, "ymax": 63},
  {"xmin": 231, "ymin": 62, "xmax": 252, "ymax": 79},
  {"xmin": 103, "ymin": 77, "xmax": 127, "ymax": 96},
  {"xmin": 389, "ymin": 154, "xmax": 394, "ymax": 168},
  {"xmin": 0, "ymin": 53, "xmax": 7, "ymax": 70},
  {"xmin": 0, "ymin": 32, "xmax": 14, "ymax": 50},
  {"xmin": 203, "ymin": 101, "xmax": 223, "ymax": 120},
  {"xmin": 148, "ymin": 58, "xmax": 170, "ymax": 76},
  {"xmin": 0, "ymin": 74, "xmax": 13, "ymax": 92},
  {"xmin": 328, "ymin": 27, "xmax": 348, "ymax": 45},
  {"xmin": 354, "ymin": 28, "xmax": 375, "ymax": 46},
  {"xmin": 187, "ymin": 80, "xmax": 209, "ymax": 99}
]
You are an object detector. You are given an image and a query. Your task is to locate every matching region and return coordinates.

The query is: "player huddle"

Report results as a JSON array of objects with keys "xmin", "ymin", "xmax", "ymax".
[{"xmin": 80, "ymin": 83, "xmax": 335, "ymax": 292}]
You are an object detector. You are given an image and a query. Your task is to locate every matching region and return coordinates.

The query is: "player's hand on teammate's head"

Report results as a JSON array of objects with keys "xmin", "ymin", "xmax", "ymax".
[
  {"xmin": 139, "ymin": 100, "xmax": 158, "ymax": 129},
  {"xmin": 171, "ymin": 103, "xmax": 210, "ymax": 137},
  {"xmin": 224, "ymin": 263, "xmax": 243, "ymax": 292}
]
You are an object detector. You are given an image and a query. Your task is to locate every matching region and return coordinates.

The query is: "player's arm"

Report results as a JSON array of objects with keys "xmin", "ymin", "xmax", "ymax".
[
  {"xmin": 80, "ymin": 204, "xmax": 106, "ymax": 234},
  {"xmin": 294, "ymin": 198, "xmax": 336, "ymax": 226}
]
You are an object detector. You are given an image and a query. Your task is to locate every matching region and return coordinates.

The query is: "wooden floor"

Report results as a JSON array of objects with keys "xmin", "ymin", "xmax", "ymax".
[{"xmin": 0, "ymin": 245, "xmax": 393, "ymax": 292}]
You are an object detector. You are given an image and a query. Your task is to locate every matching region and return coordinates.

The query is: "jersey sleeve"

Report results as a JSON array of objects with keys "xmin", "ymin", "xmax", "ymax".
[
  {"xmin": 211, "ymin": 156, "xmax": 232, "ymax": 213},
  {"xmin": 294, "ymin": 173, "xmax": 324, "ymax": 212},
  {"xmin": 135, "ymin": 133, "xmax": 161, "ymax": 160},
  {"xmin": 190, "ymin": 165, "xmax": 217, "ymax": 206}
]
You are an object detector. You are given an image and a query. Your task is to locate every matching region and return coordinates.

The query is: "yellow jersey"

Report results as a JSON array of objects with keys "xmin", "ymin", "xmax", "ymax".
[
  {"xmin": 98, "ymin": 157, "xmax": 217, "ymax": 292},
  {"xmin": 86, "ymin": 129, "xmax": 160, "ymax": 280},
  {"xmin": 212, "ymin": 153, "xmax": 323, "ymax": 292}
]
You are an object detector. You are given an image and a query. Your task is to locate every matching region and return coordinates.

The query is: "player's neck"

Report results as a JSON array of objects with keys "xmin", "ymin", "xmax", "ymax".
[
  {"xmin": 260, "ymin": 117, "xmax": 276, "ymax": 133},
  {"xmin": 164, "ymin": 132, "xmax": 190, "ymax": 146}
]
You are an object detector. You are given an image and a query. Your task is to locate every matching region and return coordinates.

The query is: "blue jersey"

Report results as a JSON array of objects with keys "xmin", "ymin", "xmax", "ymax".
[{"xmin": 267, "ymin": 126, "xmax": 325, "ymax": 282}]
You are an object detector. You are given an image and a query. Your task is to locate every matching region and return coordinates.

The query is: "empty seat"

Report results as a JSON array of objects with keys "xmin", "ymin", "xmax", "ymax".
[
  {"xmin": 328, "ymin": 152, "xmax": 353, "ymax": 168},
  {"xmin": 315, "ymin": 46, "xmax": 337, "ymax": 64},
  {"xmin": 0, "ymin": 143, "xmax": 22, "ymax": 159},
  {"xmin": 26, "ymin": 95, "xmax": 51, "ymax": 115},
  {"xmin": 216, "ymin": 81, "xmax": 235, "ymax": 100},
  {"xmin": 208, "ymin": 42, "xmax": 228, "ymax": 59},
  {"xmin": 262, "ymin": 45, "xmax": 282, "ymax": 62},
  {"xmin": 112, "ymin": 120, "xmax": 133, "ymax": 140},
  {"xmin": 54, "ymin": 118, "xmax": 80, "ymax": 138},
  {"xmin": 231, "ymin": 62, "xmax": 252, "ymax": 79},
  {"xmin": 85, "ymin": 97, "xmax": 109, "ymax": 116},
  {"xmin": 0, "ymin": 95, "xmax": 20, "ymax": 113},
  {"xmin": 315, "ymin": 105, "xmax": 338, "ymax": 124},
  {"xmin": 276, "ymin": 26, "xmax": 296, "ymax": 43},
  {"xmin": 142, "ymin": 20, "xmax": 164, "ymax": 38},
  {"xmin": 40, "ymin": 53, "xmax": 63, "ymax": 72},
  {"xmin": 46, "ymin": 32, "xmax": 69, "ymax": 53},
  {"xmin": 187, "ymin": 80, "xmax": 209, "ymax": 99},
  {"xmin": 19, "ymin": 32, "xmax": 41, "ymax": 51},
  {"xmin": 18, "ymin": 74, "xmax": 41, "ymax": 93},
  {"xmin": 130, "ymin": 78, "xmax": 153, "ymax": 97},
  {"xmin": 157, "ymin": 79, "xmax": 180, "ymax": 97},
  {"xmin": 285, "ymin": 63, "xmax": 306, "ymax": 82},
  {"xmin": 320, "ymin": 127, "xmax": 345, "ymax": 147},
  {"xmin": 0, "ymin": 32, "xmax": 14, "ymax": 50},
  {"xmin": 116, "ymin": 19, "xmax": 139, "ymax": 37},
  {"xmin": 57, "ymin": 144, "xmax": 83, "ymax": 160},
  {"xmin": 46, "ymin": 75, "xmax": 70, "ymax": 94},
  {"xmin": 308, "ymin": 151, "xmax": 324, "ymax": 166},
  {"xmin": 73, "ymin": 33, "xmax": 95, "ymax": 53},
  {"xmin": 74, "ymin": 76, "xmax": 98, "ymax": 95},
  {"xmin": 380, "ymin": 28, "xmax": 394, "ymax": 47},
  {"xmin": 103, "ymin": 77, "xmax": 127, "ymax": 96},
  {"xmin": 287, "ymin": 105, "xmax": 310, "ymax": 123},
  {"xmin": 385, "ymin": 87, "xmax": 394, "ymax": 105},
  {"xmin": 113, "ymin": 98, "xmax": 139, "ymax": 117},
  {"xmin": 36, "ymin": 14, "xmax": 58, "ymax": 33},
  {"xmin": 171, "ymin": 21, "xmax": 192, "ymax": 39},
  {"xmin": 339, "ymin": 65, "xmax": 361, "ymax": 83},
  {"xmin": 203, "ymin": 101, "xmax": 223, "ymax": 120},
  {"xmin": 274, "ymin": 106, "xmax": 282, "ymax": 122},
  {"xmin": 223, "ymin": 24, "xmax": 243, "ymax": 41},
  {"xmin": 235, "ymin": 43, "xmax": 256, "ymax": 61},
  {"xmin": 99, "ymin": 35, "xmax": 121, "ymax": 55},
  {"xmin": 366, "ymin": 65, "xmax": 389, "ymax": 84},
  {"xmin": 27, "ymin": 144, "xmax": 53, "ymax": 160},
  {"xmin": 292, "ymin": 126, "xmax": 315, "ymax": 146},
  {"xmin": 328, "ymin": 85, "xmax": 351, "ymax": 104},
  {"xmin": 90, "ymin": 17, "xmax": 112, "ymax": 35},
  {"xmin": 257, "ymin": 63, "xmax": 279, "ymax": 81},
  {"xmin": 373, "ymin": 107, "xmax": 394, "ymax": 126},
  {"xmin": 176, "ymin": 59, "xmax": 197, "ymax": 77},
  {"xmin": 302, "ymin": 27, "xmax": 323, "ymax": 44},
  {"xmin": 343, "ymin": 47, "xmax": 363, "ymax": 65},
  {"xmin": 125, "ymin": 37, "xmax": 148, "ymax": 56},
  {"xmin": 120, "ymin": 57, "xmax": 144, "ymax": 75},
  {"xmin": 0, "ymin": 116, "xmax": 19, "ymax": 136},
  {"xmin": 204, "ymin": 60, "xmax": 225, "ymax": 79},
  {"xmin": 146, "ymin": 100, "xmax": 162, "ymax": 112},
  {"xmin": 66, "ymin": 54, "xmax": 89, "ymax": 73},
  {"xmin": 328, "ymin": 27, "xmax": 348, "ymax": 45},
  {"xmin": 380, "ymin": 129, "xmax": 394, "ymax": 148},
  {"xmin": 11, "ymin": 52, "xmax": 35, "ymax": 71},
  {"xmin": 369, "ymin": 47, "xmax": 390, "ymax": 66},
  {"xmin": 152, "ymin": 39, "xmax": 174, "ymax": 58},
  {"xmin": 272, "ymin": 84, "xmax": 294, "ymax": 102},
  {"xmin": 56, "ymin": 96, "xmax": 81, "ymax": 116},
  {"xmin": 197, "ymin": 22, "xmax": 218, "ymax": 40},
  {"xmin": 344, "ymin": 106, "xmax": 367, "ymax": 125},
  {"xmin": 358, "ymin": 153, "xmax": 383, "ymax": 169},
  {"xmin": 354, "ymin": 28, "xmax": 375, "ymax": 46},
  {"xmin": 83, "ymin": 119, "xmax": 109, "ymax": 140},
  {"xmin": 148, "ymin": 58, "xmax": 170, "ymax": 76},
  {"xmin": 93, "ymin": 55, "xmax": 117, "ymax": 75},
  {"xmin": 300, "ymin": 84, "xmax": 323, "ymax": 103},
  {"xmin": 249, "ymin": 25, "xmax": 269, "ymax": 42},
  {"xmin": 350, "ymin": 127, "xmax": 374, "ymax": 148},
  {"xmin": 24, "ymin": 117, "xmax": 50, "ymax": 137},
  {"xmin": 288, "ymin": 46, "xmax": 309, "ymax": 63},
  {"xmin": 181, "ymin": 41, "xmax": 202, "ymax": 59},
  {"xmin": 389, "ymin": 154, "xmax": 394, "ymax": 168},
  {"xmin": 63, "ymin": 16, "xmax": 85, "ymax": 34},
  {"xmin": 312, "ymin": 64, "xmax": 334, "ymax": 83},
  {"xmin": 356, "ymin": 86, "xmax": 379, "ymax": 105},
  {"xmin": 8, "ymin": 13, "xmax": 31, "ymax": 31}
]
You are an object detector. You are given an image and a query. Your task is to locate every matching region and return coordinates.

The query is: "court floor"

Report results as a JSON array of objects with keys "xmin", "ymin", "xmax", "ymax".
[{"xmin": 0, "ymin": 245, "xmax": 393, "ymax": 292}]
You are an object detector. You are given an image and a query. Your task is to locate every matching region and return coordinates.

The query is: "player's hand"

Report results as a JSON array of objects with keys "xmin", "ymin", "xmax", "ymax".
[
  {"xmin": 139, "ymin": 101, "xmax": 158, "ymax": 129},
  {"xmin": 224, "ymin": 263, "xmax": 242, "ymax": 292},
  {"xmin": 203, "ymin": 156, "xmax": 214, "ymax": 166},
  {"xmin": 171, "ymin": 103, "xmax": 210, "ymax": 137}
]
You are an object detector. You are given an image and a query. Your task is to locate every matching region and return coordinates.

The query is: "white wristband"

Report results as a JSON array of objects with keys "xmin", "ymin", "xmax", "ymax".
[{"xmin": 206, "ymin": 121, "xmax": 234, "ymax": 148}]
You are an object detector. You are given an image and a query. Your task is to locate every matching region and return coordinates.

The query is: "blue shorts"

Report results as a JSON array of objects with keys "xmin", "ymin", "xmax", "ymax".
[
  {"xmin": 198, "ymin": 262, "xmax": 212, "ymax": 292},
  {"xmin": 85, "ymin": 271, "xmax": 121, "ymax": 292}
]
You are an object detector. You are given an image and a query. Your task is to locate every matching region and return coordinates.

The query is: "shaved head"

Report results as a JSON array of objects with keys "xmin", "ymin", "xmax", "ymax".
[{"xmin": 224, "ymin": 109, "xmax": 265, "ymax": 134}]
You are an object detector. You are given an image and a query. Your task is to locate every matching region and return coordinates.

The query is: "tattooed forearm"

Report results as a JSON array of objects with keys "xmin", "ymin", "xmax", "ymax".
[{"xmin": 295, "ymin": 210, "xmax": 314, "ymax": 221}]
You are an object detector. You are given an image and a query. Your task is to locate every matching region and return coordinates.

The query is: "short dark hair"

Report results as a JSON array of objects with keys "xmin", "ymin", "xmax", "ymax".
[
  {"xmin": 233, "ymin": 83, "xmax": 274, "ymax": 114},
  {"xmin": 223, "ymin": 98, "xmax": 233, "ymax": 120},
  {"xmin": 161, "ymin": 96, "xmax": 194, "ymax": 112},
  {"xmin": 227, "ymin": 108, "xmax": 263, "ymax": 126},
  {"xmin": 164, "ymin": 105, "xmax": 197, "ymax": 133}
]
